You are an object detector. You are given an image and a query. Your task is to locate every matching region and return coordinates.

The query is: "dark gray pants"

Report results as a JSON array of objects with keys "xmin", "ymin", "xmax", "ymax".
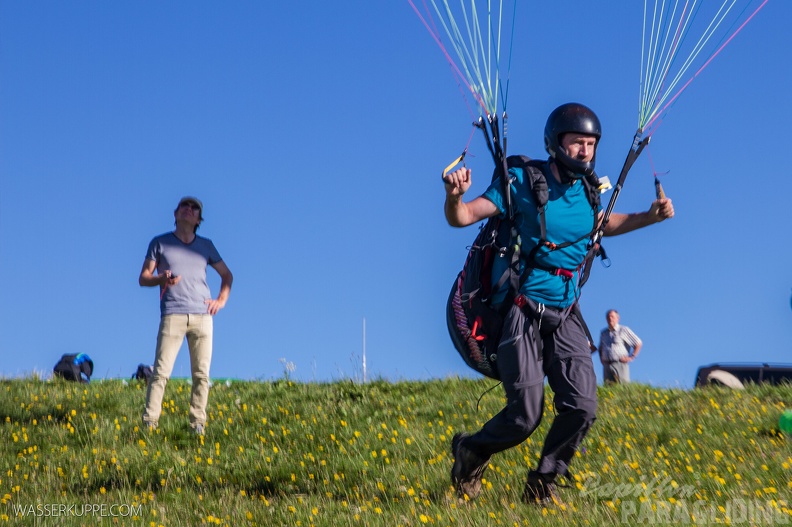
[{"xmin": 465, "ymin": 302, "xmax": 597, "ymax": 478}]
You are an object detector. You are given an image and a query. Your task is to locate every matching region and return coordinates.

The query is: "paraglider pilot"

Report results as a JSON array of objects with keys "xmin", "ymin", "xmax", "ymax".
[{"xmin": 443, "ymin": 103, "xmax": 674, "ymax": 504}]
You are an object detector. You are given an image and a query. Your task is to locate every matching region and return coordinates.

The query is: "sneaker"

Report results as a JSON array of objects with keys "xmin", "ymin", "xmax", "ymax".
[
  {"xmin": 450, "ymin": 433, "xmax": 490, "ymax": 500},
  {"xmin": 144, "ymin": 421, "xmax": 158, "ymax": 431},
  {"xmin": 522, "ymin": 470, "xmax": 563, "ymax": 505},
  {"xmin": 192, "ymin": 424, "xmax": 205, "ymax": 436}
]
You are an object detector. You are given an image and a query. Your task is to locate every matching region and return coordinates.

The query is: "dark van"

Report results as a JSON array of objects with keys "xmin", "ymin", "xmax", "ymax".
[{"xmin": 695, "ymin": 363, "xmax": 792, "ymax": 388}]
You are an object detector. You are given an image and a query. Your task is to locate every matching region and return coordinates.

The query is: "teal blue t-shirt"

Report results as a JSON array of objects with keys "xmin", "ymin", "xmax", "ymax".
[{"xmin": 483, "ymin": 164, "xmax": 599, "ymax": 308}]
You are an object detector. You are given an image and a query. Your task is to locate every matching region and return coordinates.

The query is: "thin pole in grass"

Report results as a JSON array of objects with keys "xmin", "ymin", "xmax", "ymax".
[{"xmin": 362, "ymin": 317, "xmax": 367, "ymax": 384}]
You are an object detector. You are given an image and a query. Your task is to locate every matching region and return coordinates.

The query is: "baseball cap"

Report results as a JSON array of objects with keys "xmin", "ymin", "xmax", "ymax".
[{"xmin": 177, "ymin": 196, "xmax": 203, "ymax": 214}]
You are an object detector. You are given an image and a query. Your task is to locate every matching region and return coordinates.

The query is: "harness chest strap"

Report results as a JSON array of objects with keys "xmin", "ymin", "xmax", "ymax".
[
  {"xmin": 491, "ymin": 156, "xmax": 604, "ymax": 334},
  {"xmin": 520, "ymin": 165, "xmax": 600, "ymax": 290}
]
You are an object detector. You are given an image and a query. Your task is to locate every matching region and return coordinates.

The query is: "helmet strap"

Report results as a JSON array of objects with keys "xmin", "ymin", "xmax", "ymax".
[
  {"xmin": 552, "ymin": 143, "xmax": 596, "ymax": 181},
  {"xmin": 556, "ymin": 162, "xmax": 577, "ymax": 184},
  {"xmin": 552, "ymin": 157, "xmax": 584, "ymax": 185}
]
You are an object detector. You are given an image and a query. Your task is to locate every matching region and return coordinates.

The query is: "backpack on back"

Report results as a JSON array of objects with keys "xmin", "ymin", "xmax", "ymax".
[
  {"xmin": 53, "ymin": 353, "xmax": 94, "ymax": 384},
  {"xmin": 446, "ymin": 156, "xmax": 602, "ymax": 380}
]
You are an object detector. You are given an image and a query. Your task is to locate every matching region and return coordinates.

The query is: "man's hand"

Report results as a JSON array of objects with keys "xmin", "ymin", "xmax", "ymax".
[
  {"xmin": 649, "ymin": 197, "xmax": 674, "ymax": 223},
  {"xmin": 205, "ymin": 298, "xmax": 227, "ymax": 316},
  {"xmin": 139, "ymin": 260, "xmax": 181, "ymax": 288},
  {"xmin": 603, "ymin": 197, "xmax": 675, "ymax": 236},
  {"xmin": 161, "ymin": 271, "xmax": 181, "ymax": 287},
  {"xmin": 443, "ymin": 167, "xmax": 472, "ymax": 198},
  {"xmin": 443, "ymin": 167, "xmax": 498, "ymax": 227},
  {"xmin": 207, "ymin": 261, "xmax": 232, "ymax": 315}
]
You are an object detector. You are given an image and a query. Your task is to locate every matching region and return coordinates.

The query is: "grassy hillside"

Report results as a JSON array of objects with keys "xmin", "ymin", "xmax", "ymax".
[{"xmin": 1, "ymin": 377, "xmax": 790, "ymax": 526}]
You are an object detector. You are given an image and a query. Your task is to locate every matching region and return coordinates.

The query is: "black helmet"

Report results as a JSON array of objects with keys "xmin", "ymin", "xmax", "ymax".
[{"xmin": 544, "ymin": 103, "xmax": 602, "ymax": 178}]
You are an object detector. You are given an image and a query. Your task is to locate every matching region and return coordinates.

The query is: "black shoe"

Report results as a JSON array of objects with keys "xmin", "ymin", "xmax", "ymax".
[
  {"xmin": 522, "ymin": 470, "xmax": 563, "ymax": 505},
  {"xmin": 450, "ymin": 433, "xmax": 490, "ymax": 500}
]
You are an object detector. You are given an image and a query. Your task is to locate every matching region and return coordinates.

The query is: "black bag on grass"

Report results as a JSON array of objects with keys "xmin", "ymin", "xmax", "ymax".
[
  {"xmin": 53, "ymin": 353, "xmax": 94, "ymax": 384},
  {"xmin": 132, "ymin": 364, "xmax": 153, "ymax": 384}
]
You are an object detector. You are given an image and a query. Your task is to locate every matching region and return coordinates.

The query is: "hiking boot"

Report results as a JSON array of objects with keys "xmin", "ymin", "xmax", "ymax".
[
  {"xmin": 450, "ymin": 433, "xmax": 490, "ymax": 500},
  {"xmin": 522, "ymin": 470, "xmax": 563, "ymax": 505},
  {"xmin": 191, "ymin": 424, "xmax": 205, "ymax": 436},
  {"xmin": 144, "ymin": 421, "xmax": 158, "ymax": 431}
]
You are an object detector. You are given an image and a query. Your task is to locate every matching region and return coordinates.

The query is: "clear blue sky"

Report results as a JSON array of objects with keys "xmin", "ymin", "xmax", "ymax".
[{"xmin": 1, "ymin": 1, "xmax": 790, "ymax": 388}]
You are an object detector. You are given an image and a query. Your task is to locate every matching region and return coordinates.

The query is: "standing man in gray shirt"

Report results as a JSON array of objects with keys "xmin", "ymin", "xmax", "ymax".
[
  {"xmin": 599, "ymin": 309, "xmax": 642, "ymax": 384},
  {"xmin": 139, "ymin": 196, "xmax": 233, "ymax": 434}
]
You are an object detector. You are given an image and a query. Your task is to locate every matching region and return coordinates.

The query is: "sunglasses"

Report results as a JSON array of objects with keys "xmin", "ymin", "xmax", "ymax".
[{"xmin": 179, "ymin": 202, "xmax": 201, "ymax": 211}]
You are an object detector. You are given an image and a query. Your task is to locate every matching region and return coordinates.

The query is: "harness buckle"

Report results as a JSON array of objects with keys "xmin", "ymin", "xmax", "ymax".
[
  {"xmin": 514, "ymin": 295, "xmax": 528, "ymax": 308},
  {"xmin": 552, "ymin": 268, "xmax": 574, "ymax": 279}
]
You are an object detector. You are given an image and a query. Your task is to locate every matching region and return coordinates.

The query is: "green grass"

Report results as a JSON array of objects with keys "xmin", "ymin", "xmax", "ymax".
[{"xmin": 0, "ymin": 377, "xmax": 790, "ymax": 526}]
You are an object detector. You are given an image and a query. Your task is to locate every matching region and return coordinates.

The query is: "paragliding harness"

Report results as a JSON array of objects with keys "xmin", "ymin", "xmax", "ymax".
[
  {"xmin": 446, "ymin": 155, "xmax": 604, "ymax": 380},
  {"xmin": 53, "ymin": 353, "xmax": 94, "ymax": 384}
]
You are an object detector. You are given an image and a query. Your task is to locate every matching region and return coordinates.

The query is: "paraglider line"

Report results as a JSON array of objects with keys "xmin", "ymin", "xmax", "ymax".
[
  {"xmin": 407, "ymin": 0, "xmax": 489, "ymax": 114},
  {"xmin": 644, "ymin": 0, "xmax": 768, "ymax": 132},
  {"xmin": 645, "ymin": 1, "xmax": 690, "ymax": 123}
]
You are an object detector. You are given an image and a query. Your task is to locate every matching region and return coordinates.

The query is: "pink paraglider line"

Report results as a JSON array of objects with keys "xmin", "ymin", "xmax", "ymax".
[
  {"xmin": 407, "ymin": 0, "xmax": 489, "ymax": 114},
  {"xmin": 643, "ymin": 0, "xmax": 768, "ymax": 133},
  {"xmin": 647, "ymin": 1, "xmax": 690, "ymax": 118}
]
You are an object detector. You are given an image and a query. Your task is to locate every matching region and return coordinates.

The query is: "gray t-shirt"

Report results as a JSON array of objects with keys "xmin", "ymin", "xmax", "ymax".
[{"xmin": 145, "ymin": 232, "xmax": 223, "ymax": 316}]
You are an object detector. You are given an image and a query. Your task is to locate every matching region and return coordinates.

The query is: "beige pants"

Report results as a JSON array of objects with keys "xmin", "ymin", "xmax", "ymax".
[
  {"xmin": 604, "ymin": 361, "xmax": 630, "ymax": 384},
  {"xmin": 143, "ymin": 314, "xmax": 213, "ymax": 428}
]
